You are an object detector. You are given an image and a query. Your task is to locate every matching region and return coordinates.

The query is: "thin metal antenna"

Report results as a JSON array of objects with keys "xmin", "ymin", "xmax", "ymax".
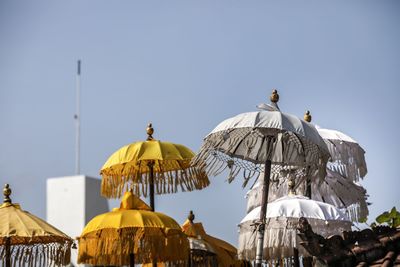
[{"xmin": 74, "ymin": 60, "xmax": 81, "ymax": 175}]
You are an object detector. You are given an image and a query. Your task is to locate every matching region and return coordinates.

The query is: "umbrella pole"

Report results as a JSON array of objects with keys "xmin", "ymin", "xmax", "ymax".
[
  {"xmin": 147, "ymin": 161, "xmax": 157, "ymax": 267},
  {"xmin": 293, "ymin": 248, "xmax": 300, "ymax": 267},
  {"xmin": 306, "ymin": 178, "xmax": 311, "ymax": 198},
  {"xmin": 255, "ymin": 160, "xmax": 272, "ymax": 267},
  {"xmin": 5, "ymin": 237, "xmax": 11, "ymax": 267},
  {"xmin": 148, "ymin": 162, "xmax": 155, "ymax": 211},
  {"xmin": 129, "ymin": 253, "xmax": 135, "ymax": 267}
]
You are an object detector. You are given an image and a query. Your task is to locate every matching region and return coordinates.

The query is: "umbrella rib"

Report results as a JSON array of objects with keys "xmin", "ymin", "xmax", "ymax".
[{"xmin": 13, "ymin": 209, "xmax": 35, "ymax": 240}]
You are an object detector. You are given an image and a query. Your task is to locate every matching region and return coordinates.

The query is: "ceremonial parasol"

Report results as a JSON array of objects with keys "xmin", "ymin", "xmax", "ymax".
[
  {"xmin": 304, "ymin": 110, "xmax": 369, "ymax": 221},
  {"xmin": 303, "ymin": 110, "xmax": 367, "ymax": 182},
  {"xmin": 238, "ymin": 179, "xmax": 351, "ymax": 265},
  {"xmin": 182, "ymin": 211, "xmax": 240, "ymax": 267},
  {"xmin": 100, "ymin": 123, "xmax": 209, "ymax": 211},
  {"xmin": 77, "ymin": 190, "xmax": 189, "ymax": 267},
  {"xmin": 192, "ymin": 89, "xmax": 330, "ymax": 266},
  {"xmin": 0, "ymin": 184, "xmax": 73, "ymax": 267},
  {"xmin": 245, "ymin": 169, "xmax": 368, "ymax": 222}
]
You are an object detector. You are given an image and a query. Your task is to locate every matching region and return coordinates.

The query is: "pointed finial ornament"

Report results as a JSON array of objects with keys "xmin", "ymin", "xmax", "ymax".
[
  {"xmin": 3, "ymin": 184, "xmax": 11, "ymax": 203},
  {"xmin": 146, "ymin": 123, "xmax": 154, "ymax": 141},
  {"xmin": 304, "ymin": 110, "xmax": 312, "ymax": 122},
  {"xmin": 287, "ymin": 178, "xmax": 295, "ymax": 196},
  {"xmin": 270, "ymin": 89, "xmax": 279, "ymax": 103},
  {"xmin": 188, "ymin": 210, "xmax": 195, "ymax": 223}
]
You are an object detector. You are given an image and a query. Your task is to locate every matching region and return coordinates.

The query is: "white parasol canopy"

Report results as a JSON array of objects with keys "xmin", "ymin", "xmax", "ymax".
[
  {"xmin": 245, "ymin": 169, "xmax": 368, "ymax": 222},
  {"xmin": 241, "ymin": 195, "xmax": 350, "ymax": 223},
  {"xmin": 194, "ymin": 105, "xmax": 330, "ymax": 186},
  {"xmin": 238, "ymin": 195, "xmax": 352, "ymax": 261},
  {"xmin": 316, "ymin": 126, "xmax": 367, "ymax": 182},
  {"xmin": 192, "ymin": 90, "xmax": 330, "ymax": 265}
]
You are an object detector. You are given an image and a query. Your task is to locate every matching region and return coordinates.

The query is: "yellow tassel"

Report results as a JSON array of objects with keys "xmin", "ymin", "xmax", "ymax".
[
  {"xmin": 78, "ymin": 227, "xmax": 189, "ymax": 266},
  {"xmin": 100, "ymin": 161, "xmax": 209, "ymax": 198}
]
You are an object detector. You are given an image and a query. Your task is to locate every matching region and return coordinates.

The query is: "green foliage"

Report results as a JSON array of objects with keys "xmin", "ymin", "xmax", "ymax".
[
  {"xmin": 359, "ymin": 216, "xmax": 368, "ymax": 223},
  {"xmin": 376, "ymin": 212, "xmax": 391, "ymax": 224},
  {"xmin": 394, "ymin": 217, "xmax": 400, "ymax": 228},
  {"xmin": 374, "ymin": 206, "xmax": 400, "ymax": 228}
]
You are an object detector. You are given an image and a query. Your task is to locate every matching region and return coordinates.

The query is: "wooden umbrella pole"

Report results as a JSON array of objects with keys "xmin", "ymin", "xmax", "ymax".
[
  {"xmin": 147, "ymin": 161, "xmax": 157, "ymax": 267},
  {"xmin": 293, "ymin": 248, "xmax": 300, "ymax": 267},
  {"xmin": 148, "ymin": 162, "xmax": 155, "ymax": 211},
  {"xmin": 306, "ymin": 178, "xmax": 311, "ymax": 199},
  {"xmin": 5, "ymin": 237, "xmax": 11, "ymax": 267},
  {"xmin": 255, "ymin": 160, "xmax": 272, "ymax": 267},
  {"xmin": 129, "ymin": 253, "xmax": 135, "ymax": 267},
  {"xmin": 146, "ymin": 123, "xmax": 156, "ymax": 212}
]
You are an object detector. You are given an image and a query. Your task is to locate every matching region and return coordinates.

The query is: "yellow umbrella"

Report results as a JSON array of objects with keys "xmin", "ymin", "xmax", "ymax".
[
  {"xmin": 100, "ymin": 123, "xmax": 209, "ymax": 211},
  {"xmin": 0, "ymin": 184, "xmax": 73, "ymax": 267},
  {"xmin": 182, "ymin": 211, "xmax": 241, "ymax": 267},
  {"xmin": 77, "ymin": 190, "xmax": 189, "ymax": 266}
]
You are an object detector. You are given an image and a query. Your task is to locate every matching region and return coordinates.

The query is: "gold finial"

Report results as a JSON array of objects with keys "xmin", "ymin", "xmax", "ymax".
[
  {"xmin": 288, "ymin": 178, "xmax": 295, "ymax": 196},
  {"xmin": 3, "ymin": 184, "xmax": 11, "ymax": 203},
  {"xmin": 146, "ymin": 123, "xmax": 154, "ymax": 141},
  {"xmin": 304, "ymin": 110, "xmax": 312, "ymax": 122},
  {"xmin": 270, "ymin": 89, "xmax": 279, "ymax": 103},
  {"xmin": 188, "ymin": 210, "xmax": 195, "ymax": 223}
]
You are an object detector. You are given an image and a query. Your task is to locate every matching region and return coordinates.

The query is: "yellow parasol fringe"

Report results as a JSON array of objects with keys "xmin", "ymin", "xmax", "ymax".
[
  {"xmin": 101, "ymin": 162, "xmax": 209, "ymax": 198},
  {"xmin": 0, "ymin": 241, "xmax": 71, "ymax": 267},
  {"xmin": 78, "ymin": 227, "xmax": 189, "ymax": 266}
]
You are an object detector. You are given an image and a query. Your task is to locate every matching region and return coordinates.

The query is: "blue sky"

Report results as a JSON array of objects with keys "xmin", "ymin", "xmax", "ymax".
[{"xmin": 1, "ymin": 0, "xmax": 399, "ymax": 245}]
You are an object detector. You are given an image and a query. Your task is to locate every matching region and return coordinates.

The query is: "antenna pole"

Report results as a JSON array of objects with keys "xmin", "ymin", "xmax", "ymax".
[{"xmin": 75, "ymin": 60, "xmax": 81, "ymax": 175}]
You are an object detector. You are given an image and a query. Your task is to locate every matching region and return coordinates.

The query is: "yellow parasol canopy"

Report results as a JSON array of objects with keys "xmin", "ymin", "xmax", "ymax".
[
  {"xmin": 0, "ymin": 184, "xmax": 72, "ymax": 267},
  {"xmin": 77, "ymin": 191, "xmax": 189, "ymax": 266},
  {"xmin": 100, "ymin": 123, "xmax": 209, "ymax": 201},
  {"xmin": 182, "ymin": 211, "xmax": 240, "ymax": 267}
]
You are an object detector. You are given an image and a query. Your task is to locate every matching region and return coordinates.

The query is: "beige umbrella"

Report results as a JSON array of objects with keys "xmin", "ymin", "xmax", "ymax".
[
  {"xmin": 246, "ymin": 169, "xmax": 368, "ymax": 222},
  {"xmin": 238, "ymin": 179, "xmax": 352, "ymax": 265},
  {"xmin": 0, "ymin": 184, "xmax": 73, "ymax": 267},
  {"xmin": 192, "ymin": 90, "xmax": 330, "ymax": 266}
]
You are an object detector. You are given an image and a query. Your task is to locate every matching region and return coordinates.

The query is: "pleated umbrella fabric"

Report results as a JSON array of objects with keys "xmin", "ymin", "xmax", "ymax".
[
  {"xmin": 101, "ymin": 139, "xmax": 209, "ymax": 198},
  {"xmin": 78, "ymin": 191, "xmax": 189, "ymax": 266},
  {"xmin": 0, "ymin": 201, "xmax": 72, "ymax": 266},
  {"xmin": 317, "ymin": 126, "xmax": 367, "ymax": 182},
  {"xmin": 193, "ymin": 109, "xmax": 330, "ymax": 187},
  {"xmin": 245, "ymin": 169, "xmax": 368, "ymax": 221},
  {"xmin": 238, "ymin": 195, "xmax": 351, "ymax": 261}
]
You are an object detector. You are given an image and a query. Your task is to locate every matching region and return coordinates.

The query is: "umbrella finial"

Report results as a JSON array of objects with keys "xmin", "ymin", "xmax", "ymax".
[
  {"xmin": 256, "ymin": 89, "xmax": 280, "ymax": 111},
  {"xmin": 270, "ymin": 89, "xmax": 279, "ymax": 103},
  {"xmin": 304, "ymin": 110, "xmax": 312, "ymax": 122},
  {"xmin": 3, "ymin": 184, "xmax": 12, "ymax": 203},
  {"xmin": 188, "ymin": 210, "xmax": 195, "ymax": 223},
  {"xmin": 288, "ymin": 178, "xmax": 295, "ymax": 196},
  {"xmin": 146, "ymin": 123, "xmax": 154, "ymax": 141}
]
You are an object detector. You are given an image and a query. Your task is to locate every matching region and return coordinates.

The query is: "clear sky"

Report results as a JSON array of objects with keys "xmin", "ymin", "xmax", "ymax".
[{"xmin": 1, "ymin": 0, "xmax": 399, "ymax": 245}]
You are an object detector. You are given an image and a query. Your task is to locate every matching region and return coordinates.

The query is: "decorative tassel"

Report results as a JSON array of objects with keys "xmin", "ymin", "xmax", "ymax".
[
  {"xmin": 101, "ymin": 159, "xmax": 209, "ymax": 198},
  {"xmin": 78, "ymin": 227, "xmax": 189, "ymax": 266}
]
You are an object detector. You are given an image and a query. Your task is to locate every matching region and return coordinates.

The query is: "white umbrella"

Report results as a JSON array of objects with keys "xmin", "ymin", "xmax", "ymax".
[
  {"xmin": 245, "ymin": 169, "xmax": 368, "ymax": 222},
  {"xmin": 192, "ymin": 90, "xmax": 330, "ymax": 266},
  {"xmin": 317, "ymin": 126, "xmax": 367, "ymax": 182},
  {"xmin": 238, "ymin": 193, "xmax": 352, "ymax": 262},
  {"xmin": 302, "ymin": 111, "xmax": 369, "ymax": 221},
  {"xmin": 302, "ymin": 110, "xmax": 368, "ymax": 183}
]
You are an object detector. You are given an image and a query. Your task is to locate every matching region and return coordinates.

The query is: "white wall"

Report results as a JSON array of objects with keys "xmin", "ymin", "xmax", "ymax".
[{"xmin": 46, "ymin": 175, "xmax": 109, "ymax": 267}]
